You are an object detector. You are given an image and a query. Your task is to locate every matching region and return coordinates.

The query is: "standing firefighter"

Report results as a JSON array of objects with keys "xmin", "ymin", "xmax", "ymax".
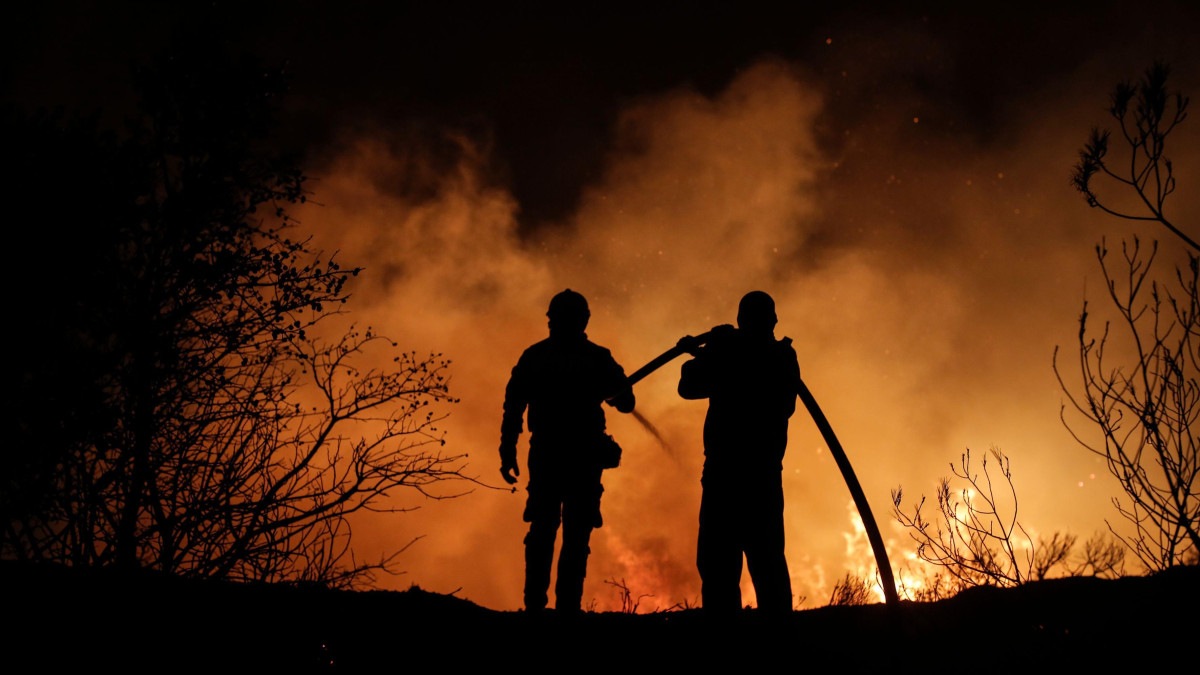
[
  {"xmin": 677, "ymin": 290, "xmax": 800, "ymax": 615},
  {"xmin": 499, "ymin": 289, "xmax": 636, "ymax": 613}
]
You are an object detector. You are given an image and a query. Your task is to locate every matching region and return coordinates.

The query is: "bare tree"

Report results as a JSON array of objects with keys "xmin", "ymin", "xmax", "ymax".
[
  {"xmin": 892, "ymin": 448, "xmax": 1123, "ymax": 590},
  {"xmin": 3, "ymin": 44, "xmax": 475, "ymax": 588},
  {"xmin": 1072, "ymin": 61, "xmax": 1195, "ymax": 253},
  {"xmin": 1066, "ymin": 531, "xmax": 1129, "ymax": 578},
  {"xmin": 1056, "ymin": 61, "xmax": 1199, "ymax": 570},
  {"xmin": 893, "ymin": 448, "xmax": 1040, "ymax": 588}
]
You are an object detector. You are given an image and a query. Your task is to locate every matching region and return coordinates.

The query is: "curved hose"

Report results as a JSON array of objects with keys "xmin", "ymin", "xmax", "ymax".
[{"xmin": 796, "ymin": 379, "xmax": 898, "ymax": 605}]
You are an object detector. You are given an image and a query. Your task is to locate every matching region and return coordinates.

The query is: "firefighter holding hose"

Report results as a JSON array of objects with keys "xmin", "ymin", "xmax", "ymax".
[{"xmin": 677, "ymin": 290, "xmax": 800, "ymax": 616}]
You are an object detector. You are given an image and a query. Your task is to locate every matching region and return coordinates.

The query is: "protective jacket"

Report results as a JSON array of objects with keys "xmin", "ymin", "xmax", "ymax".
[
  {"xmin": 678, "ymin": 327, "xmax": 801, "ymax": 471},
  {"xmin": 500, "ymin": 332, "xmax": 634, "ymax": 472}
]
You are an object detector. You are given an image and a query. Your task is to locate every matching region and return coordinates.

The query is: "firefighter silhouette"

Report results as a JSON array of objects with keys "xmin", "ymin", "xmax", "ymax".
[
  {"xmin": 499, "ymin": 289, "xmax": 636, "ymax": 613},
  {"xmin": 677, "ymin": 290, "xmax": 799, "ymax": 615}
]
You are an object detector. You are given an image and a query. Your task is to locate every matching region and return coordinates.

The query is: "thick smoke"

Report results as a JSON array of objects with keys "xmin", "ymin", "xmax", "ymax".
[{"xmin": 295, "ymin": 45, "xmax": 1198, "ymax": 611}]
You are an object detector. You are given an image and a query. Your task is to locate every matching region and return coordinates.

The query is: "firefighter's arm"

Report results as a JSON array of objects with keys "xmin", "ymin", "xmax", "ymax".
[
  {"xmin": 676, "ymin": 324, "xmax": 732, "ymax": 400},
  {"xmin": 603, "ymin": 349, "xmax": 636, "ymax": 413},
  {"xmin": 677, "ymin": 354, "xmax": 712, "ymax": 400},
  {"xmin": 499, "ymin": 364, "xmax": 527, "ymax": 484},
  {"xmin": 779, "ymin": 337, "xmax": 801, "ymax": 418}
]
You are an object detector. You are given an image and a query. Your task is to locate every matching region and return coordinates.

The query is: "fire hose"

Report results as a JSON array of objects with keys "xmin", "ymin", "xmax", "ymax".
[{"xmin": 623, "ymin": 329, "xmax": 899, "ymax": 607}]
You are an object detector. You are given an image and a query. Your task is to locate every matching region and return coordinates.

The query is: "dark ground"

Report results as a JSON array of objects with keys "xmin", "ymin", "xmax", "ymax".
[{"xmin": 3, "ymin": 560, "xmax": 1196, "ymax": 673}]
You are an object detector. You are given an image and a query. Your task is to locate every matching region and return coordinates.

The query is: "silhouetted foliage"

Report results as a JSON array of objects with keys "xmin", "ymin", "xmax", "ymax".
[
  {"xmin": 892, "ymin": 448, "xmax": 1126, "ymax": 591},
  {"xmin": 827, "ymin": 572, "xmax": 873, "ymax": 606},
  {"xmin": 603, "ymin": 577, "xmax": 654, "ymax": 613},
  {"xmin": 3, "ymin": 45, "xmax": 469, "ymax": 587},
  {"xmin": 895, "ymin": 570, "xmax": 960, "ymax": 602},
  {"xmin": 1058, "ymin": 61, "xmax": 1199, "ymax": 570}
]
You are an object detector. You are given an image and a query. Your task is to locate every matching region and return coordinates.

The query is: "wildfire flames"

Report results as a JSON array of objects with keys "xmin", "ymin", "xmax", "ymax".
[{"xmin": 287, "ymin": 50, "xmax": 1200, "ymax": 612}]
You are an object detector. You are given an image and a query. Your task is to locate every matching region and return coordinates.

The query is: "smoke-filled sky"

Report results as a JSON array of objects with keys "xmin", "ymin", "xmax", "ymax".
[{"xmin": 8, "ymin": 1, "xmax": 1200, "ymax": 610}]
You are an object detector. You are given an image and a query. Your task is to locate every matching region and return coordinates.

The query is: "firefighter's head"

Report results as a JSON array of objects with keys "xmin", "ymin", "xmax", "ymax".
[
  {"xmin": 547, "ymin": 288, "xmax": 590, "ymax": 336},
  {"xmin": 737, "ymin": 290, "xmax": 777, "ymax": 337}
]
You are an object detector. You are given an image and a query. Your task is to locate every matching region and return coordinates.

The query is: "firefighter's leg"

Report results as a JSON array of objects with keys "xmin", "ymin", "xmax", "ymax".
[
  {"xmin": 523, "ymin": 483, "xmax": 562, "ymax": 612},
  {"xmin": 745, "ymin": 473, "xmax": 792, "ymax": 614},
  {"xmin": 554, "ymin": 522, "xmax": 593, "ymax": 613},
  {"xmin": 523, "ymin": 519, "xmax": 559, "ymax": 612},
  {"xmin": 555, "ymin": 472, "xmax": 603, "ymax": 613},
  {"xmin": 697, "ymin": 478, "xmax": 744, "ymax": 614}
]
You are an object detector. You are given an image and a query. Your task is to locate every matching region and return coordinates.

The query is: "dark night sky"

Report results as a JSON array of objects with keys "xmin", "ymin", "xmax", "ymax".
[{"xmin": 9, "ymin": 1, "xmax": 1197, "ymax": 227}]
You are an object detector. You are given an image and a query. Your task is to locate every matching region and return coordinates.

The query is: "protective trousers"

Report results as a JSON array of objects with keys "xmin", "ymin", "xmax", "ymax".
[
  {"xmin": 522, "ymin": 463, "xmax": 604, "ymax": 612},
  {"xmin": 697, "ymin": 467, "xmax": 792, "ymax": 615}
]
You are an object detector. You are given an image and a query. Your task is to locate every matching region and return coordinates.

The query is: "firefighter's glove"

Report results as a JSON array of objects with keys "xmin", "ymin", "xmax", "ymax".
[
  {"xmin": 500, "ymin": 463, "xmax": 520, "ymax": 485},
  {"xmin": 499, "ymin": 443, "xmax": 520, "ymax": 485},
  {"xmin": 676, "ymin": 334, "xmax": 704, "ymax": 356}
]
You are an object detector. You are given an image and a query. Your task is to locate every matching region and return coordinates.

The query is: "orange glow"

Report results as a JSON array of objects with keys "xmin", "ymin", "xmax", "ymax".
[{"xmin": 290, "ymin": 53, "xmax": 1199, "ymax": 612}]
